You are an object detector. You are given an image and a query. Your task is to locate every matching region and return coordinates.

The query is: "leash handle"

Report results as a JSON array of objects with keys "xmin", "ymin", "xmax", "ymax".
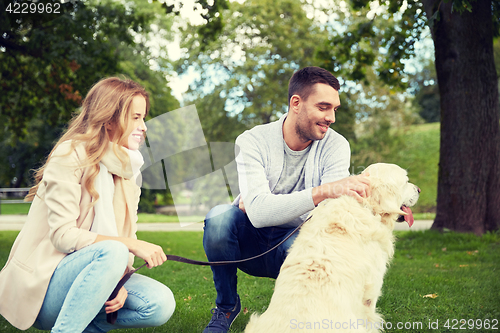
[
  {"xmin": 105, "ymin": 215, "xmax": 311, "ymax": 323},
  {"xmin": 106, "ymin": 263, "xmax": 148, "ymax": 324}
]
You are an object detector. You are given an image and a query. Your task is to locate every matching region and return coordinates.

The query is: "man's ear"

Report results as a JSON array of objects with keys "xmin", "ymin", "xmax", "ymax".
[{"xmin": 290, "ymin": 95, "xmax": 301, "ymax": 113}]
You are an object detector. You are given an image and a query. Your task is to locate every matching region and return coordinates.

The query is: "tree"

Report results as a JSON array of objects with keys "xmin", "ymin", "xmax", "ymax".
[
  {"xmin": 317, "ymin": 0, "xmax": 500, "ymax": 234},
  {"xmin": 0, "ymin": 0, "xmax": 150, "ymax": 187},
  {"xmin": 177, "ymin": 0, "xmax": 330, "ymax": 129},
  {"xmin": 177, "ymin": 0, "xmax": 422, "ymax": 207},
  {"xmin": 0, "ymin": 0, "xmax": 181, "ymax": 191},
  {"xmin": 422, "ymin": 0, "xmax": 500, "ymax": 234},
  {"xmin": 0, "ymin": 0, "xmax": 152, "ymax": 139}
]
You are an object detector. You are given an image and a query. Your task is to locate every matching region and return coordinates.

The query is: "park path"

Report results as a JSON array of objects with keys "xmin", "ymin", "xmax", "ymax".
[{"xmin": 0, "ymin": 215, "xmax": 433, "ymax": 232}]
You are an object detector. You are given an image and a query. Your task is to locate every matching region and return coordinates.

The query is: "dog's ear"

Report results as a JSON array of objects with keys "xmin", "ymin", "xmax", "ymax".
[{"xmin": 368, "ymin": 178, "xmax": 405, "ymax": 216}]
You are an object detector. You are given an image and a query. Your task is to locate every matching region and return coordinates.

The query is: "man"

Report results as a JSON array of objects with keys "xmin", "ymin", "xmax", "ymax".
[{"xmin": 202, "ymin": 66, "xmax": 370, "ymax": 333}]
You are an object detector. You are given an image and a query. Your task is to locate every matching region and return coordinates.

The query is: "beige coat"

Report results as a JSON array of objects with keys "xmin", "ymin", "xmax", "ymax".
[{"xmin": 0, "ymin": 141, "xmax": 140, "ymax": 330}]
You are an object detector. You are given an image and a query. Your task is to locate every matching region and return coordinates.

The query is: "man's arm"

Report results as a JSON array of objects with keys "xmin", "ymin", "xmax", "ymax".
[
  {"xmin": 235, "ymin": 133, "xmax": 316, "ymax": 228},
  {"xmin": 240, "ymin": 174, "xmax": 370, "ymax": 213},
  {"xmin": 311, "ymin": 135, "xmax": 370, "ymax": 205},
  {"xmin": 235, "ymin": 129, "xmax": 370, "ymax": 227}
]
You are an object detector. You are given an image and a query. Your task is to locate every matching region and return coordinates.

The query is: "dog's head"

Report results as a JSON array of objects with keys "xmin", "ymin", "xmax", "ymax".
[{"xmin": 363, "ymin": 163, "xmax": 420, "ymax": 227}]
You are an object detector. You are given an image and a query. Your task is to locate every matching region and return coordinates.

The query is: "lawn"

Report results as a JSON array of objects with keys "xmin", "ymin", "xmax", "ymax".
[
  {"xmin": 1, "ymin": 230, "xmax": 498, "ymax": 332},
  {"xmin": 0, "ymin": 203, "xmax": 205, "ymax": 223},
  {"xmin": 0, "ymin": 202, "xmax": 436, "ymax": 222},
  {"xmin": 0, "ymin": 202, "xmax": 31, "ymax": 215},
  {"xmin": 386, "ymin": 122, "xmax": 440, "ymax": 214}
]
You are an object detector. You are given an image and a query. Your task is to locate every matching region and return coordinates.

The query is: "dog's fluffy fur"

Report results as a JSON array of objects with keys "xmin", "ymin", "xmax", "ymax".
[{"xmin": 244, "ymin": 163, "xmax": 420, "ymax": 333}]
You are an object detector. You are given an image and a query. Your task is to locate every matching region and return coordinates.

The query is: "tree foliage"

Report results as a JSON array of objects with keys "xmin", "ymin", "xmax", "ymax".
[
  {"xmin": 0, "ymin": 0, "xmax": 178, "ymax": 189},
  {"xmin": 317, "ymin": 0, "xmax": 499, "ymax": 88},
  {"xmin": 178, "ymin": 0, "xmax": 423, "ymax": 180},
  {"xmin": 0, "ymin": 0, "xmax": 151, "ymax": 139},
  {"xmin": 178, "ymin": 0, "xmax": 329, "ymax": 131},
  {"xmin": 153, "ymin": 0, "xmax": 229, "ymax": 49}
]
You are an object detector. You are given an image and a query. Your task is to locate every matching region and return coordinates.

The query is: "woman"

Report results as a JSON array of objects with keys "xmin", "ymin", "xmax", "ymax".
[{"xmin": 0, "ymin": 77, "xmax": 175, "ymax": 332}]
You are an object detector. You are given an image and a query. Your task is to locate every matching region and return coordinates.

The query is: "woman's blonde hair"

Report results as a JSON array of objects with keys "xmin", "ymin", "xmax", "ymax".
[{"xmin": 26, "ymin": 77, "xmax": 150, "ymax": 202}]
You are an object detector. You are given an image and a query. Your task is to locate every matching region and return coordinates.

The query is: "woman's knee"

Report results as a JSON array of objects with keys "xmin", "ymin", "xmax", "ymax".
[
  {"xmin": 129, "ymin": 279, "xmax": 175, "ymax": 327},
  {"xmin": 148, "ymin": 285, "xmax": 176, "ymax": 327},
  {"xmin": 94, "ymin": 240, "xmax": 129, "ymax": 272}
]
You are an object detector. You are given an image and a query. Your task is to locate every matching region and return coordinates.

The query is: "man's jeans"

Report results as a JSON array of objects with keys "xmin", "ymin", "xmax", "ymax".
[
  {"xmin": 34, "ymin": 240, "xmax": 175, "ymax": 333},
  {"xmin": 203, "ymin": 204, "xmax": 298, "ymax": 310}
]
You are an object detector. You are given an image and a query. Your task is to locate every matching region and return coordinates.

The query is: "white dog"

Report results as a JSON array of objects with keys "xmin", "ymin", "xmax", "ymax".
[{"xmin": 244, "ymin": 163, "xmax": 420, "ymax": 333}]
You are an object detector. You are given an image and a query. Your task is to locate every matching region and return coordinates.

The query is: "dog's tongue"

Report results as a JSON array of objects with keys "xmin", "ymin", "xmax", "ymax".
[{"xmin": 402, "ymin": 206, "xmax": 414, "ymax": 227}]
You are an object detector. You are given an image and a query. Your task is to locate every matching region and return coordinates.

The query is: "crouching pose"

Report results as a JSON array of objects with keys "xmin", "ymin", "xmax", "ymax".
[
  {"xmin": 0, "ymin": 77, "xmax": 175, "ymax": 332},
  {"xmin": 202, "ymin": 67, "xmax": 370, "ymax": 333}
]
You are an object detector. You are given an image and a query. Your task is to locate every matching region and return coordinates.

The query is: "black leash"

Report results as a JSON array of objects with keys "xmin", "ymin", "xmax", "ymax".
[{"xmin": 106, "ymin": 215, "xmax": 312, "ymax": 324}]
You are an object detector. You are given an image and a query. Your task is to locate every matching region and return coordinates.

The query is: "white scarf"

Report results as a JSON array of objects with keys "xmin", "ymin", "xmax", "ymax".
[{"xmin": 91, "ymin": 147, "xmax": 144, "ymax": 236}]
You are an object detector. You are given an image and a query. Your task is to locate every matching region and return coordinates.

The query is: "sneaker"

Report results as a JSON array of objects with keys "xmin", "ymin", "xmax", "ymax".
[{"xmin": 202, "ymin": 295, "xmax": 241, "ymax": 333}]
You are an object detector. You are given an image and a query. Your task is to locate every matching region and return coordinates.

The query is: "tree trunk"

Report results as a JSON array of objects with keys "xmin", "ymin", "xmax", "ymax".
[{"xmin": 422, "ymin": 0, "xmax": 500, "ymax": 234}]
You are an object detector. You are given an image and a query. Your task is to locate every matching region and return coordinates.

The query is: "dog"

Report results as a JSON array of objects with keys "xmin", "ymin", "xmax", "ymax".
[{"xmin": 244, "ymin": 163, "xmax": 420, "ymax": 333}]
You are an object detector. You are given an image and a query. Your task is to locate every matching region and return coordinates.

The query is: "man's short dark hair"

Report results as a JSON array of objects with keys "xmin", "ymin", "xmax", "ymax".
[{"xmin": 288, "ymin": 67, "xmax": 340, "ymax": 106}]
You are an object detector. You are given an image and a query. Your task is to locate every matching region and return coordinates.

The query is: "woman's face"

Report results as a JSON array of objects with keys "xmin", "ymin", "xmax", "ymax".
[{"xmin": 108, "ymin": 95, "xmax": 148, "ymax": 150}]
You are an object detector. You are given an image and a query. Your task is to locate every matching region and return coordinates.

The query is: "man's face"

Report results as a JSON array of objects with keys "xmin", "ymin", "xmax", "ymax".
[{"xmin": 294, "ymin": 83, "xmax": 340, "ymax": 143}]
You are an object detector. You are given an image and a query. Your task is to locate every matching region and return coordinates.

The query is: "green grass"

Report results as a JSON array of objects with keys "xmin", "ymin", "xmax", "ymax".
[
  {"xmin": 387, "ymin": 122, "xmax": 440, "ymax": 213},
  {"xmin": 0, "ymin": 204, "xmax": 204, "ymax": 223},
  {"xmin": 0, "ymin": 207, "xmax": 436, "ymax": 223},
  {"xmin": 413, "ymin": 213, "xmax": 436, "ymax": 221},
  {"xmin": 137, "ymin": 213, "xmax": 205, "ymax": 223},
  {"xmin": 1, "ymin": 230, "xmax": 499, "ymax": 332},
  {"xmin": 0, "ymin": 203, "xmax": 31, "ymax": 215}
]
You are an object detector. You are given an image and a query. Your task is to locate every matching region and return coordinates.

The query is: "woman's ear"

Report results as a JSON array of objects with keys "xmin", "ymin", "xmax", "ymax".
[{"xmin": 105, "ymin": 122, "xmax": 116, "ymax": 141}]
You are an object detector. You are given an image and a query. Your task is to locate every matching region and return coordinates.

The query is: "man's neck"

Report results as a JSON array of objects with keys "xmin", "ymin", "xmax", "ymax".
[{"xmin": 282, "ymin": 116, "xmax": 312, "ymax": 151}]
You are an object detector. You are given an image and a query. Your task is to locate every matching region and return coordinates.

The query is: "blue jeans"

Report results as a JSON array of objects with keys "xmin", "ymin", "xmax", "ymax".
[
  {"xmin": 203, "ymin": 204, "xmax": 298, "ymax": 310},
  {"xmin": 34, "ymin": 240, "xmax": 175, "ymax": 333}
]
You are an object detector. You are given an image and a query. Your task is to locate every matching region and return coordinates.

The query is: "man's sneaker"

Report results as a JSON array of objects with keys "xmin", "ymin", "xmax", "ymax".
[{"xmin": 202, "ymin": 295, "xmax": 241, "ymax": 333}]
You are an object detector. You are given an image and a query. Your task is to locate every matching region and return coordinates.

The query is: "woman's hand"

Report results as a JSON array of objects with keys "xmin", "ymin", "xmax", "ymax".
[
  {"xmin": 105, "ymin": 286, "xmax": 128, "ymax": 314},
  {"xmin": 94, "ymin": 236, "xmax": 167, "ymax": 269},
  {"xmin": 129, "ymin": 239, "xmax": 167, "ymax": 268}
]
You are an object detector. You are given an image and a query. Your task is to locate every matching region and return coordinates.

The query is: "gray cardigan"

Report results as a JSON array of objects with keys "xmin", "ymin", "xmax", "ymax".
[{"xmin": 233, "ymin": 113, "xmax": 351, "ymax": 228}]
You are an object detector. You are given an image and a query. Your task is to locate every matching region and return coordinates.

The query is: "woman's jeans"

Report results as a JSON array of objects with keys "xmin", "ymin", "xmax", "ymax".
[
  {"xmin": 203, "ymin": 204, "xmax": 298, "ymax": 311},
  {"xmin": 34, "ymin": 240, "xmax": 175, "ymax": 333}
]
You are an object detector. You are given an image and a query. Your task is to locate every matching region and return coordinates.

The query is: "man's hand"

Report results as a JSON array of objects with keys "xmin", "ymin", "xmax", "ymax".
[
  {"xmin": 105, "ymin": 286, "xmax": 128, "ymax": 314},
  {"xmin": 312, "ymin": 173, "xmax": 371, "ymax": 205},
  {"xmin": 238, "ymin": 198, "xmax": 246, "ymax": 213}
]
